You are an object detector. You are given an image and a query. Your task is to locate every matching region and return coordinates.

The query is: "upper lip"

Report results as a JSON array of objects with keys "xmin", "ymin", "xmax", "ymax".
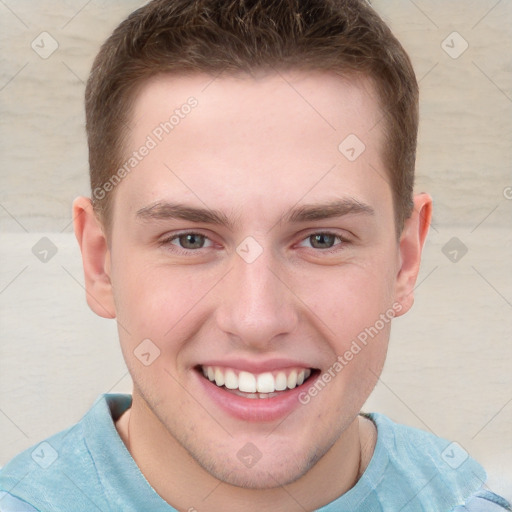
[{"xmin": 197, "ymin": 357, "xmax": 316, "ymax": 374}]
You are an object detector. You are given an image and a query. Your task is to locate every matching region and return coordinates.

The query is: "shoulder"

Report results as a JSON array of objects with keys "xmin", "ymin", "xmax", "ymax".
[
  {"xmin": 0, "ymin": 491, "xmax": 40, "ymax": 511},
  {"xmin": 368, "ymin": 412, "xmax": 483, "ymax": 480},
  {"xmin": 0, "ymin": 395, "xmax": 125, "ymax": 511},
  {"xmin": 0, "ymin": 422, "xmax": 103, "ymax": 510},
  {"xmin": 364, "ymin": 413, "xmax": 510, "ymax": 509},
  {"xmin": 453, "ymin": 490, "xmax": 512, "ymax": 511}
]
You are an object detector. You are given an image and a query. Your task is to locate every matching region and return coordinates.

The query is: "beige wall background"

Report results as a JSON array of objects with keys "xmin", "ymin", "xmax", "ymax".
[{"xmin": 1, "ymin": 0, "xmax": 511, "ymax": 499}]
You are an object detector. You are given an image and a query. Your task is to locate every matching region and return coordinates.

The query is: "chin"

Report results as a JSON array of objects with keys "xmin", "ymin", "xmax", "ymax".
[
  {"xmin": 189, "ymin": 437, "xmax": 333, "ymax": 490},
  {"xmin": 204, "ymin": 460, "xmax": 307, "ymax": 490}
]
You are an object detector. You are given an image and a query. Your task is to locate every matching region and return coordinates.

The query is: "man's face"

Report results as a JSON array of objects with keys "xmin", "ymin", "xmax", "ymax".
[{"xmin": 106, "ymin": 71, "xmax": 403, "ymax": 487}]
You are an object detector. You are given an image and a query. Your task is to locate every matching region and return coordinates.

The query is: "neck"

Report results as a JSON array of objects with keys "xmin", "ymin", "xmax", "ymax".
[{"xmin": 115, "ymin": 394, "xmax": 377, "ymax": 512}]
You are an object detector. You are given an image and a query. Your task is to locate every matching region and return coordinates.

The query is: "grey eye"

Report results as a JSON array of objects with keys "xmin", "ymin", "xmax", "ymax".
[
  {"xmin": 309, "ymin": 233, "xmax": 337, "ymax": 249},
  {"xmin": 175, "ymin": 233, "xmax": 206, "ymax": 249}
]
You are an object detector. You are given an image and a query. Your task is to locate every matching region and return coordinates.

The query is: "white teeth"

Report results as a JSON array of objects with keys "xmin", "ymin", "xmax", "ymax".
[
  {"xmin": 214, "ymin": 368, "xmax": 225, "ymax": 387},
  {"xmin": 238, "ymin": 371, "xmax": 257, "ymax": 393},
  {"xmin": 287, "ymin": 370, "xmax": 298, "ymax": 389},
  {"xmin": 224, "ymin": 369, "xmax": 238, "ymax": 390},
  {"xmin": 256, "ymin": 372, "xmax": 275, "ymax": 393},
  {"xmin": 201, "ymin": 366, "xmax": 312, "ymax": 395},
  {"xmin": 275, "ymin": 372, "xmax": 287, "ymax": 391}
]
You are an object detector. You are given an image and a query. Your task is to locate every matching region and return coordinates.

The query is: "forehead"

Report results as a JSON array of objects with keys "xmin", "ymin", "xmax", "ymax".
[
  {"xmin": 117, "ymin": 71, "xmax": 389, "ymax": 221},
  {"xmin": 130, "ymin": 70, "xmax": 381, "ymax": 145}
]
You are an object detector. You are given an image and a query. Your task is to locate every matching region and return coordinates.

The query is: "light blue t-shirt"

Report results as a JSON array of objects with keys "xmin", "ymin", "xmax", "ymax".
[{"xmin": 0, "ymin": 394, "xmax": 510, "ymax": 511}]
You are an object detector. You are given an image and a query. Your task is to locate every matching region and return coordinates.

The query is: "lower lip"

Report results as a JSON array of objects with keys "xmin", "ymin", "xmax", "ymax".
[{"xmin": 196, "ymin": 370, "xmax": 317, "ymax": 422}]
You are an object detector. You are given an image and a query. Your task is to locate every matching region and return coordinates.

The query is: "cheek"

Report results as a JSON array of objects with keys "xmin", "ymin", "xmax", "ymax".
[
  {"xmin": 299, "ymin": 258, "xmax": 397, "ymax": 342},
  {"xmin": 110, "ymin": 257, "xmax": 221, "ymax": 376},
  {"xmin": 295, "ymin": 255, "xmax": 395, "ymax": 407},
  {"xmin": 112, "ymin": 258, "xmax": 205, "ymax": 330}
]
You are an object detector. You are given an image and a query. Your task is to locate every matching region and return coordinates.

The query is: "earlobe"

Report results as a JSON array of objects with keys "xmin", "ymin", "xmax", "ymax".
[
  {"xmin": 394, "ymin": 193, "xmax": 433, "ymax": 316},
  {"xmin": 73, "ymin": 197, "xmax": 116, "ymax": 319}
]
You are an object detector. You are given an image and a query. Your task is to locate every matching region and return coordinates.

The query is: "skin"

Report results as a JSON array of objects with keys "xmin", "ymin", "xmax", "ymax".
[{"xmin": 74, "ymin": 71, "xmax": 431, "ymax": 511}]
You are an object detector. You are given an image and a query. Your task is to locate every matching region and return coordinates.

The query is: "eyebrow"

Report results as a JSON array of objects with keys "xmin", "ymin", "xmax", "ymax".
[
  {"xmin": 135, "ymin": 198, "xmax": 374, "ymax": 229},
  {"xmin": 136, "ymin": 202, "xmax": 236, "ymax": 229},
  {"xmin": 283, "ymin": 199, "xmax": 374, "ymax": 223}
]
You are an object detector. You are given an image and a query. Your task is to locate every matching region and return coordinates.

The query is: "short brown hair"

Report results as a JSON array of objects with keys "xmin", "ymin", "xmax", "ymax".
[{"xmin": 85, "ymin": 0, "xmax": 418, "ymax": 234}]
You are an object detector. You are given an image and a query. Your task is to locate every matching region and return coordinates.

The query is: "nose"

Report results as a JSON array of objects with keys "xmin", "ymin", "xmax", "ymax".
[{"xmin": 214, "ymin": 247, "xmax": 299, "ymax": 350}]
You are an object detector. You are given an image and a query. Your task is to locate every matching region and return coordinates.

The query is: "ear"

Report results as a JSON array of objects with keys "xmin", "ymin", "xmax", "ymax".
[
  {"xmin": 73, "ymin": 197, "xmax": 116, "ymax": 319},
  {"xmin": 394, "ymin": 193, "xmax": 433, "ymax": 316}
]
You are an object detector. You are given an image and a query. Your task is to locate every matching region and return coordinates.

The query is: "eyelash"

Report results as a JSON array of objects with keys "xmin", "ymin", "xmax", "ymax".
[{"xmin": 159, "ymin": 231, "xmax": 348, "ymax": 255}]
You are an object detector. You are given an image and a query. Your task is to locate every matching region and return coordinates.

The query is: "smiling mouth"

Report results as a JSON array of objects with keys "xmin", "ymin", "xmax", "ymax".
[{"xmin": 197, "ymin": 365, "xmax": 318, "ymax": 399}]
